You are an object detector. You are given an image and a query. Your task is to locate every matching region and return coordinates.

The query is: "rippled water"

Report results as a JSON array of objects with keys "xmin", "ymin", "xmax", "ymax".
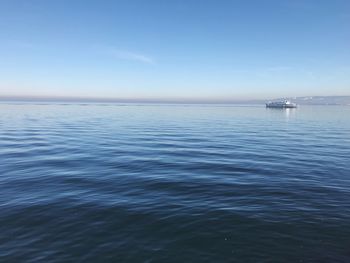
[{"xmin": 0, "ymin": 103, "xmax": 349, "ymax": 262}]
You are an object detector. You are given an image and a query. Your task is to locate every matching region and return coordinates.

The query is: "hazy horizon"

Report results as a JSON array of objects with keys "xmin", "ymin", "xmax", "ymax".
[
  {"xmin": 1, "ymin": 0, "xmax": 349, "ymax": 99},
  {"xmin": 1, "ymin": 94, "xmax": 350, "ymax": 105}
]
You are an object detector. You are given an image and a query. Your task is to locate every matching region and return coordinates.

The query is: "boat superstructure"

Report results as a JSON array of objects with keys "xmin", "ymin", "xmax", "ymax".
[{"xmin": 266, "ymin": 100, "xmax": 297, "ymax": 108}]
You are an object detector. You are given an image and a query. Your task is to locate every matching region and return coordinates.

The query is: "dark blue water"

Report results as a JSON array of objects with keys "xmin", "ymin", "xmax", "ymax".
[{"xmin": 1, "ymin": 103, "xmax": 350, "ymax": 262}]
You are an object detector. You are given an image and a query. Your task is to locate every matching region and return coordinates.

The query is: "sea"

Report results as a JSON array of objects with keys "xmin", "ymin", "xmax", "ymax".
[{"xmin": 0, "ymin": 103, "xmax": 349, "ymax": 262}]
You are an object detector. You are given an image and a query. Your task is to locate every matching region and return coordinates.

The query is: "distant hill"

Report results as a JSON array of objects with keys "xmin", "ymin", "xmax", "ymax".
[{"xmin": 271, "ymin": 96, "xmax": 350, "ymax": 105}]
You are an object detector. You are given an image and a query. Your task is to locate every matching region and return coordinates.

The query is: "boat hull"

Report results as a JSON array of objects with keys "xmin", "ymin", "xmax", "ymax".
[{"xmin": 266, "ymin": 104, "xmax": 297, "ymax": 108}]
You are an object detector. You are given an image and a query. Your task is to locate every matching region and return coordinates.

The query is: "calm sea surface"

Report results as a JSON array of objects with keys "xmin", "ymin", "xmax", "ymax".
[{"xmin": 0, "ymin": 103, "xmax": 349, "ymax": 262}]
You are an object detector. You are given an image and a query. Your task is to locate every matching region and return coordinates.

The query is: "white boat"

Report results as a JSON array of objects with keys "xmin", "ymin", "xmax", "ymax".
[{"xmin": 266, "ymin": 100, "xmax": 297, "ymax": 108}]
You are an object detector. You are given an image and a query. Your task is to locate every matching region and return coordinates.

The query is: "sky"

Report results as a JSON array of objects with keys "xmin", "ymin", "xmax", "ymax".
[{"xmin": 0, "ymin": 0, "xmax": 349, "ymax": 101}]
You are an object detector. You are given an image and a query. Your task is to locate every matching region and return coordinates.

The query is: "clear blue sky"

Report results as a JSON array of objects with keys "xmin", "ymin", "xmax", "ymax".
[{"xmin": 0, "ymin": 0, "xmax": 349, "ymax": 100}]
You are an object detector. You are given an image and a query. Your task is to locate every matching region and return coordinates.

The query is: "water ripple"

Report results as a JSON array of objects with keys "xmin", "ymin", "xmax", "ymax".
[{"xmin": 0, "ymin": 104, "xmax": 350, "ymax": 262}]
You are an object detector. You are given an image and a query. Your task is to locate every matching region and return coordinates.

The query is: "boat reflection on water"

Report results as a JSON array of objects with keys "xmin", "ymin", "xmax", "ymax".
[{"xmin": 266, "ymin": 104, "xmax": 297, "ymax": 121}]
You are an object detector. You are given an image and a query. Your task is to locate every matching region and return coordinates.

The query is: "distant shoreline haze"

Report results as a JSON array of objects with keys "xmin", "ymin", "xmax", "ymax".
[{"xmin": 0, "ymin": 95, "xmax": 350, "ymax": 105}]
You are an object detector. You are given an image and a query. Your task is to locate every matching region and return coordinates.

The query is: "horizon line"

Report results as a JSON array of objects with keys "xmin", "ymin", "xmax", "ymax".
[{"xmin": 1, "ymin": 95, "xmax": 349, "ymax": 104}]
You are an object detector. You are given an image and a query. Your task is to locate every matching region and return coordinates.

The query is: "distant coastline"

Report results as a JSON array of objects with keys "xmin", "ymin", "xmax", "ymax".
[
  {"xmin": 270, "ymin": 96, "xmax": 350, "ymax": 106},
  {"xmin": 0, "ymin": 95, "xmax": 350, "ymax": 105}
]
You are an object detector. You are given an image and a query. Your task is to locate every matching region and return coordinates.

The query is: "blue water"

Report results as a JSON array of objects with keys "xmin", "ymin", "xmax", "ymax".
[{"xmin": 1, "ymin": 103, "xmax": 350, "ymax": 262}]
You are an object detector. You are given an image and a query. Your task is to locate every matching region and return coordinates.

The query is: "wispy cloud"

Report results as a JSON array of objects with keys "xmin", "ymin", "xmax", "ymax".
[{"xmin": 109, "ymin": 49, "xmax": 155, "ymax": 64}]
